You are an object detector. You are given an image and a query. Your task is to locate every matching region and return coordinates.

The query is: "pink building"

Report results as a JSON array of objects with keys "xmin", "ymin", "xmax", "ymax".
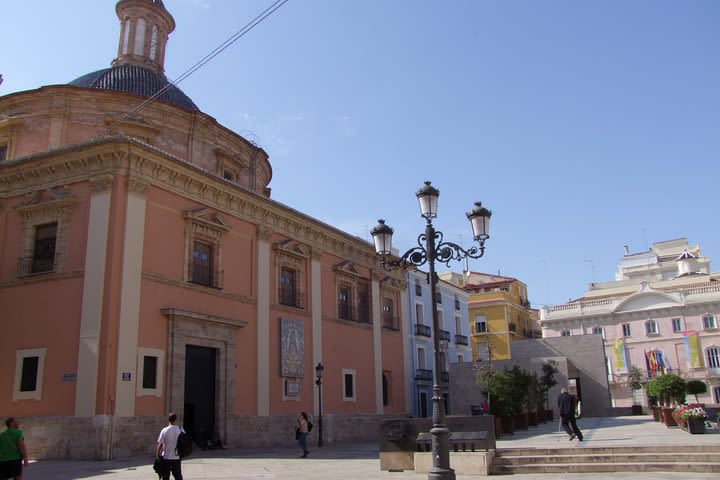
[
  {"xmin": 540, "ymin": 239, "xmax": 720, "ymax": 409},
  {"xmin": 0, "ymin": 0, "xmax": 408, "ymax": 459}
]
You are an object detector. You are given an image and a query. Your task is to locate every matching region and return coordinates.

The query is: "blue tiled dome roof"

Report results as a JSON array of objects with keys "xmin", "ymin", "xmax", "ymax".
[{"xmin": 69, "ymin": 64, "xmax": 198, "ymax": 111}]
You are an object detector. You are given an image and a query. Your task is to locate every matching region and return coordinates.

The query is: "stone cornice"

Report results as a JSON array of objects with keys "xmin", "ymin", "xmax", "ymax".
[
  {"xmin": 142, "ymin": 273, "xmax": 256, "ymax": 304},
  {"xmin": 0, "ymin": 137, "xmax": 395, "ymax": 274}
]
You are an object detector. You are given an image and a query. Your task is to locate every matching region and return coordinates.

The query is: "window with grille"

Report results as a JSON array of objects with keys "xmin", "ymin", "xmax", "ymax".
[
  {"xmin": 191, "ymin": 241, "xmax": 213, "ymax": 286},
  {"xmin": 474, "ymin": 314, "xmax": 487, "ymax": 333},
  {"xmin": 339, "ymin": 286, "xmax": 351, "ymax": 320},
  {"xmin": 31, "ymin": 222, "xmax": 58, "ymax": 273},
  {"xmin": 592, "ymin": 326, "xmax": 604, "ymax": 338},
  {"xmin": 703, "ymin": 314, "xmax": 717, "ymax": 329},
  {"xmin": 279, "ymin": 267, "xmax": 297, "ymax": 307},
  {"xmin": 707, "ymin": 347, "xmax": 720, "ymax": 368}
]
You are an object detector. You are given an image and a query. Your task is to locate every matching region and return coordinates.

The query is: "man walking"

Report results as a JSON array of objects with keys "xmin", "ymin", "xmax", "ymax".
[
  {"xmin": 0, "ymin": 417, "xmax": 29, "ymax": 480},
  {"xmin": 558, "ymin": 387, "xmax": 583, "ymax": 441},
  {"xmin": 156, "ymin": 413, "xmax": 183, "ymax": 480}
]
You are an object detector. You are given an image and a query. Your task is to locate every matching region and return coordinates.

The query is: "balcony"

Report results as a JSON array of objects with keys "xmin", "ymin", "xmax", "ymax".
[
  {"xmin": 383, "ymin": 314, "xmax": 399, "ymax": 331},
  {"xmin": 439, "ymin": 329, "xmax": 451, "ymax": 342},
  {"xmin": 189, "ymin": 263, "xmax": 223, "ymax": 289},
  {"xmin": 279, "ymin": 285, "xmax": 305, "ymax": 309},
  {"xmin": 707, "ymin": 367, "xmax": 720, "ymax": 378},
  {"xmin": 508, "ymin": 323, "xmax": 517, "ymax": 333},
  {"xmin": 415, "ymin": 324, "xmax": 432, "ymax": 337},
  {"xmin": 17, "ymin": 254, "xmax": 57, "ymax": 277},
  {"xmin": 338, "ymin": 303, "xmax": 372, "ymax": 324},
  {"xmin": 454, "ymin": 334, "xmax": 468, "ymax": 346},
  {"xmin": 415, "ymin": 369, "xmax": 433, "ymax": 381}
]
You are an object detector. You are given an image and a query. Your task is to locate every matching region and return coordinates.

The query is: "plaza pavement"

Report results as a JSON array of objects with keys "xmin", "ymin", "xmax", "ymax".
[{"xmin": 22, "ymin": 415, "xmax": 720, "ymax": 480}]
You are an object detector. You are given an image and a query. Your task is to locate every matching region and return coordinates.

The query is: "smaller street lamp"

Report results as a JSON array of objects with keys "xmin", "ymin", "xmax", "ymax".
[{"xmin": 315, "ymin": 362, "xmax": 325, "ymax": 447}]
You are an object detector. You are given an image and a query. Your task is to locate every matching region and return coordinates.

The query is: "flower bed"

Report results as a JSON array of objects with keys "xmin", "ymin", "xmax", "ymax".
[{"xmin": 672, "ymin": 405, "xmax": 707, "ymax": 432}]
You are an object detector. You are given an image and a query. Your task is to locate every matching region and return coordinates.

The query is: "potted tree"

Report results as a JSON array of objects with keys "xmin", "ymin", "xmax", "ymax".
[
  {"xmin": 486, "ymin": 368, "xmax": 515, "ymax": 435},
  {"xmin": 685, "ymin": 380, "xmax": 707, "ymax": 406},
  {"xmin": 651, "ymin": 374, "xmax": 686, "ymax": 427},
  {"xmin": 626, "ymin": 366, "xmax": 645, "ymax": 415},
  {"xmin": 526, "ymin": 372, "xmax": 541, "ymax": 426},
  {"xmin": 540, "ymin": 360, "xmax": 558, "ymax": 421},
  {"xmin": 508, "ymin": 366, "xmax": 531, "ymax": 431}
]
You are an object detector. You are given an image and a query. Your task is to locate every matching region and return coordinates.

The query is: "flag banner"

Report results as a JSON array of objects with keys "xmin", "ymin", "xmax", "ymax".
[
  {"xmin": 612, "ymin": 338, "xmax": 625, "ymax": 370},
  {"xmin": 685, "ymin": 333, "xmax": 701, "ymax": 369}
]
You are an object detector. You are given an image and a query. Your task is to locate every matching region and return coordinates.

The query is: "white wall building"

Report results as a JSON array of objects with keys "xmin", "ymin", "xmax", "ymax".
[{"xmin": 540, "ymin": 239, "xmax": 720, "ymax": 408}]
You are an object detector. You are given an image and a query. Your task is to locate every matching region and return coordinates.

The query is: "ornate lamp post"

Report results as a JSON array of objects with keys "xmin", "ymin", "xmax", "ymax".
[
  {"xmin": 371, "ymin": 181, "xmax": 491, "ymax": 480},
  {"xmin": 315, "ymin": 362, "xmax": 324, "ymax": 447}
]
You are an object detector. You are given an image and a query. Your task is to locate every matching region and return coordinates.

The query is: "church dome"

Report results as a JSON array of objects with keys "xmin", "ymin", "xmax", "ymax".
[{"xmin": 69, "ymin": 65, "xmax": 198, "ymax": 111}]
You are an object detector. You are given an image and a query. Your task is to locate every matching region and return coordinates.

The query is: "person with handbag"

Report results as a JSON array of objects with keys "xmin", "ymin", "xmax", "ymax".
[{"xmin": 296, "ymin": 412, "xmax": 310, "ymax": 458}]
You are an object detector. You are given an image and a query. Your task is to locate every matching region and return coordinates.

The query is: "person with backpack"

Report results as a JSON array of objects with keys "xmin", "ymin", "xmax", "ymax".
[
  {"xmin": 156, "ymin": 413, "xmax": 185, "ymax": 479},
  {"xmin": 296, "ymin": 412, "xmax": 311, "ymax": 458}
]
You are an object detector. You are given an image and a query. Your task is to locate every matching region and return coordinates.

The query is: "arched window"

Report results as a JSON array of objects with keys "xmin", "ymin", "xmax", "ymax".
[
  {"xmin": 560, "ymin": 329, "xmax": 571, "ymax": 337},
  {"xmin": 592, "ymin": 326, "xmax": 604, "ymax": 338},
  {"xmin": 645, "ymin": 319, "xmax": 658, "ymax": 335},
  {"xmin": 703, "ymin": 314, "xmax": 717, "ymax": 330},
  {"xmin": 707, "ymin": 347, "xmax": 720, "ymax": 369}
]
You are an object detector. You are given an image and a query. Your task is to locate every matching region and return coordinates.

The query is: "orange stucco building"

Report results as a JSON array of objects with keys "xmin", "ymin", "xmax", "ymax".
[{"xmin": 0, "ymin": 0, "xmax": 408, "ymax": 459}]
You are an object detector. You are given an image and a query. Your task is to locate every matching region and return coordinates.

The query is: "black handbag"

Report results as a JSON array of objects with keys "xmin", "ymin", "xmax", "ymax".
[{"xmin": 295, "ymin": 426, "xmax": 300, "ymax": 440}]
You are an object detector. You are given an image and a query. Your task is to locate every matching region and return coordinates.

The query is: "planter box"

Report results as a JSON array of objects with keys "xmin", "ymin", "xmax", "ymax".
[
  {"xmin": 500, "ymin": 416, "xmax": 515, "ymax": 435},
  {"xmin": 527, "ymin": 411, "xmax": 538, "ymax": 427},
  {"xmin": 661, "ymin": 407, "xmax": 677, "ymax": 428},
  {"xmin": 652, "ymin": 406, "xmax": 661, "ymax": 421},
  {"xmin": 514, "ymin": 414, "xmax": 528, "ymax": 431},
  {"xmin": 545, "ymin": 409, "xmax": 554, "ymax": 422},
  {"xmin": 686, "ymin": 418, "xmax": 706, "ymax": 434},
  {"xmin": 631, "ymin": 405, "xmax": 643, "ymax": 416}
]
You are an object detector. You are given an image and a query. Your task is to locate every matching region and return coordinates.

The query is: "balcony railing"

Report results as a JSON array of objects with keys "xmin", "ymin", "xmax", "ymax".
[
  {"xmin": 439, "ymin": 329, "xmax": 451, "ymax": 342},
  {"xmin": 17, "ymin": 254, "xmax": 58, "ymax": 277},
  {"xmin": 338, "ymin": 303, "xmax": 372, "ymax": 324},
  {"xmin": 415, "ymin": 369, "xmax": 449, "ymax": 383},
  {"xmin": 415, "ymin": 324, "xmax": 432, "ymax": 337},
  {"xmin": 279, "ymin": 285, "xmax": 305, "ymax": 309},
  {"xmin": 383, "ymin": 314, "xmax": 398, "ymax": 330},
  {"xmin": 454, "ymin": 334, "xmax": 468, "ymax": 346},
  {"xmin": 189, "ymin": 263, "xmax": 223, "ymax": 289}
]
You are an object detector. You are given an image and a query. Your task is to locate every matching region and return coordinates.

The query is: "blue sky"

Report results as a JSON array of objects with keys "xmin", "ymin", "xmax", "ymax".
[{"xmin": 3, "ymin": 1, "xmax": 719, "ymax": 306}]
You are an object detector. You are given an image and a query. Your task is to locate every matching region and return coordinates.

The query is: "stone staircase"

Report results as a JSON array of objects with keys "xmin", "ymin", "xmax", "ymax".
[{"xmin": 490, "ymin": 445, "xmax": 720, "ymax": 474}]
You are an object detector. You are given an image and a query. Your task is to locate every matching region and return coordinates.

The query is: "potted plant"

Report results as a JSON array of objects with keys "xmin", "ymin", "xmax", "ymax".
[
  {"xmin": 681, "ymin": 406, "xmax": 708, "ymax": 434},
  {"xmin": 626, "ymin": 366, "xmax": 645, "ymax": 415},
  {"xmin": 645, "ymin": 377, "xmax": 661, "ymax": 421},
  {"xmin": 685, "ymin": 380, "xmax": 707, "ymax": 405},
  {"xmin": 486, "ymin": 368, "xmax": 515, "ymax": 435},
  {"xmin": 650, "ymin": 374, "xmax": 686, "ymax": 427},
  {"xmin": 508, "ymin": 366, "xmax": 531, "ymax": 431},
  {"xmin": 526, "ymin": 373, "xmax": 541, "ymax": 427},
  {"xmin": 540, "ymin": 360, "xmax": 558, "ymax": 421}
]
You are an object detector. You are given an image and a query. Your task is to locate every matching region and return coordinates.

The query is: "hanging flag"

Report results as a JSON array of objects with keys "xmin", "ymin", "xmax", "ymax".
[
  {"xmin": 649, "ymin": 350, "xmax": 657, "ymax": 373},
  {"xmin": 685, "ymin": 333, "xmax": 701, "ymax": 369},
  {"xmin": 655, "ymin": 350, "xmax": 665, "ymax": 374},
  {"xmin": 645, "ymin": 350, "xmax": 651, "ymax": 376},
  {"xmin": 612, "ymin": 338, "xmax": 625, "ymax": 370}
]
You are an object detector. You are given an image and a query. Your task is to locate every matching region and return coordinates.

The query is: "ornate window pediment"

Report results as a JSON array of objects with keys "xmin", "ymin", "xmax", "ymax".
[
  {"xmin": 273, "ymin": 240, "xmax": 309, "ymax": 309},
  {"xmin": 15, "ymin": 187, "xmax": 76, "ymax": 276},
  {"xmin": 183, "ymin": 208, "xmax": 230, "ymax": 288}
]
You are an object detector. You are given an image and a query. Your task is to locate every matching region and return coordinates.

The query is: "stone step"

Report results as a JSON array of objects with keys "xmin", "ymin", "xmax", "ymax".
[
  {"xmin": 496, "ymin": 444, "xmax": 719, "ymax": 456},
  {"xmin": 494, "ymin": 452, "xmax": 720, "ymax": 465},
  {"xmin": 490, "ymin": 462, "xmax": 720, "ymax": 475}
]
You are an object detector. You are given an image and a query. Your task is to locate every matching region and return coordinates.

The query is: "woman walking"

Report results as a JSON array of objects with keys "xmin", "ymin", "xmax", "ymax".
[{"xmin": 297, "ymin": 412, "xmax": 309, "ymax": 458}]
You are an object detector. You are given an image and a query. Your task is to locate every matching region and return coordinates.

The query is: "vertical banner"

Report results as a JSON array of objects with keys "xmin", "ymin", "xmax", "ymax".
[
  {"xmin": 612, "ymin": 338, "xmax": 625, "ymax": 370},
  {"xmin": 684, "ymin": 333, "xmax": 701, "ymax": 369}
]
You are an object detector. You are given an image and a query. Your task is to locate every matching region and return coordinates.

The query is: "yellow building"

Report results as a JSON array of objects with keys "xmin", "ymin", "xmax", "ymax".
[{"xmin": 440, "ymin": 272, "xmax": 540, "ymax": 360}]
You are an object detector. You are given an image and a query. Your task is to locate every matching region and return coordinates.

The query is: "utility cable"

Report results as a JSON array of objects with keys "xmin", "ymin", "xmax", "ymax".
[{"xmin": 101, "ymin": 0, "xmax": 290, "ymax": 137}]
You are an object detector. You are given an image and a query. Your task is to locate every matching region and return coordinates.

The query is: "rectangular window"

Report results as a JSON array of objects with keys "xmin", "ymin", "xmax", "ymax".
[
  {"xmin": 714, "ymin": 386, "xmax": 720, "ymax": 404},
  {"xmin": 338, "ymin": 286, "xmax": 351, "ymax": 320},
  {"xmin": 436, "ymin": 292, "xmax": 442, "ymax": 304},
  {"xmin": 20, "ymin": 357, "xmax": 39, "ymax": 392},
  {"xmin": 31, "ymin": 222, "xmax": 58, "ymax": 273},
  {"xmin": 415, "ymin": 303, "xmax": 424, "ymax": 325},
  {"xmin": 672, "ymin": 318, "xmax": 682, "ymax": 333},
  {"xmin": 455, "ymin": 315, "xmax": 462, "ymax": 334},
  {"xmin": 142, "ymin": 356, "xmax": 158, "ymax": 389},
  {"xmin": 622, "ymin": 323, "xmax": 631, "ymax": 337},
  {"xmin": 357, "ymin": 279, "xmax": 370, "ymax": 323},
  {"xmin": 454, "ymin": 296, "xmax": 460, "ymax": 310},
  {"xmin": 279, "ymin": 267, "xmax": 297, "ymax": 307},
  {"xmin": 14, "ymin": 348, "xmax": 46, "ymax": 401},
  {"xmin": 475, "ymin": 314, "xmax": 487, "ymax": 333},
  {"xmin": 0, "ymin": 143, "xmax": 7, "ymax": 162},
  {"xmin": 646, "ymin": 320, "xmax": 658, "ymax": 335},
  {"xmin": 191, "ymin": 240, "xmax": 213, "ymax": 286},
  {"xmin": 137, "ymin": 348, "xmax": 164, "ymax": 397},
  {"xmin": 415, "ymin": 280, "xmax": 422, "ymax": 296},
  {"xmin": 382, "ymin": 297, "xmax": 395, "ymax": 329},
  {"xmin": 457, "ymin": 354, "xmax": 464, "ymax": 363},
  {"xmin": 342, "ymin": 370, "xmax": 356, "ymax": 402}
]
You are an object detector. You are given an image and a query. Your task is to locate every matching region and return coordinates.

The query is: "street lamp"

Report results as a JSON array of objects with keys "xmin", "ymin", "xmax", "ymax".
[
  {"xmin": 371, "ymin": 181, "xmax": 491, "ymax": 480},
  {"xmin": 315, "ymin": 362, "xmax": 324, "ymax": 447}
]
